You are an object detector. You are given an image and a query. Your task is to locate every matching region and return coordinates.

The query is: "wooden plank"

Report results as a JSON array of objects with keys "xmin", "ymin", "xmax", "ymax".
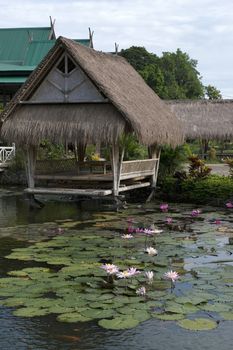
[
  {"xmin": 24, "ymin": 187, "xmax": 112, "ymax": 196},
  {"xmin": 118, "ymin": 182, "xmax": 151, "ymax": 192},
  {"xmin": 34, "ymin": 174, "xmax": 113, "ymax": 182},
  {"xmin": 120, "ymin": 170, "xmax": 155, "ymax": 180}
]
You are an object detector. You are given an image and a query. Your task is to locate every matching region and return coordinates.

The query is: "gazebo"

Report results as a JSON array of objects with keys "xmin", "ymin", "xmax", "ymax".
[{"xmin": 1, "ymin": 36, "xmax": 183, "ymax": 199}]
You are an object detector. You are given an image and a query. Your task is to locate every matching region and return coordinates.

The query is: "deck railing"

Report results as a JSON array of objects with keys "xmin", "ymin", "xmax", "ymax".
[{"xmin": 0, "ymin": 143, "xmax": 15, "ymax": 164}]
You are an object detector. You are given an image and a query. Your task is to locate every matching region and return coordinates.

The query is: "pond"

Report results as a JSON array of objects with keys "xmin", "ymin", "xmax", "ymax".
[{"xmin": 1, "ymin": 188, "xmax": 233, "ymax": 350}]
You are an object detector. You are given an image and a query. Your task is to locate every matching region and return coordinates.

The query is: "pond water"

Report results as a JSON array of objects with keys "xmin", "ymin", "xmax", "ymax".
[{"xmin": 1, "ymin": 188, "xmax": 233, "ymax": 350}]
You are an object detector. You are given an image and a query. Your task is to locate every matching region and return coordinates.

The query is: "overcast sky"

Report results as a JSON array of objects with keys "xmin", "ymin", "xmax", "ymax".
[{"xmin": 1, "ymin": 0, "xmax": 233, "ymax": 97}]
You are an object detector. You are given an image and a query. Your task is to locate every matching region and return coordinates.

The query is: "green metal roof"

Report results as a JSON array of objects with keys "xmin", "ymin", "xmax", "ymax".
[
  {"xmin": 0, "ymin": 63, "xmax": 35, "ymax": 71},
  {"xmin": 23, "ymin": 41, "xmax": 55, "ymax": 66},
  {"xmin": 0, "ymin": 27, "xmax": 52, "ymax": 63},
  {"xmin": 0, "ymin": 77, "xmax": 27, "ymax": 83},
  {"xmin": 24, "ymin": 39, "xmax": 91, "ymax": 66}
]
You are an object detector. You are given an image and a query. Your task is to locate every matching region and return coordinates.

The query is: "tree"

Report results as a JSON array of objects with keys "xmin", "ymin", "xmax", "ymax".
[
  {"xmin": 205, "ymin": 85, "xmax": 222, "ymax": 100},
  {"xmin": 120, "ymin": 46, "xmax": 158, "ymax": 71},
  {"xmin": 120, "ymin": 47, "xmax": 205, "ymax": 100},
  {"xmin": 139, "ymin": 64, "xmax": 166, "ymax": 97},
  {"xmin": 158, "ymin": 49, "xmax": 204, "ymax": 99}
]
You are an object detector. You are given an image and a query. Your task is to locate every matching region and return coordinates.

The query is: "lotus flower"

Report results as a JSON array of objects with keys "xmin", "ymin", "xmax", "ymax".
[
  {"xmin": 226, "ymin": 202, "xmax": 233, "ymax": 208},
  {"xmin": 160, "ymin": 203, "xmax": 169, "ymax": 212},
  {"xmin": 146, "ymin": 247, "xmax": 158, "ymax": 256},
  {"xmin": 166, "ymin": 217, "xmax": 173, "ymax": 224},
  {"xmin": 191, "ymin": 209, "xmax": 201, "ymax": 217},
  {"xmin": 164, "ymin": 270, "xmax": 179, "ymax": 283},
  {"xmin": 145, "ymin": 271, "xmax": 154, "ymax": 284},
  {"xmin": 100, "ymin": 264, "xmax": 119, "ymax": 275},
  {"xmin": 121, "ymin": 234, "xmax": 134, "ymax": 239},
  {"xmin": 136, "ymin": 286, "xmax": 146, "ymax": 296},
  {"xmin": 214, "ymin": 219, "xmax": 221, "ymax": 225}
]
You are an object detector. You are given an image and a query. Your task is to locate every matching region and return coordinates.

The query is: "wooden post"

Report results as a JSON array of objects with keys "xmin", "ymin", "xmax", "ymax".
[
  {"xmin": 117, "ymin": 147, "xmax": 125, "ymax": 191},
  {"xmin": 111, "ymin": 142, "xmax": 120, "ymax": 196},
  {"xmin": 148, "ymin": 145, "xmax": 161, "ymax": 188},
  {"xmin": 26, "ymin": 147, "xmax": 37, "ymax": 189},
  {"xmin": 147, "ymin": 144, "xmax": 161, "ymax": 202}
]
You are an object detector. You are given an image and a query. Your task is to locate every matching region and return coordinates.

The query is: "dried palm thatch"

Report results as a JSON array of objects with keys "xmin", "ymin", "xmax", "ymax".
[
  {"xmin": 3, "ymin": 104, "xmax": 126, "ymax": 146},
  {"xmin": 167, "ymin": 99, "xmax": 233, "ymax": 140},
  {"xmin": 1, "ymin": 37, "xmax": 184, "ymax": 147}
]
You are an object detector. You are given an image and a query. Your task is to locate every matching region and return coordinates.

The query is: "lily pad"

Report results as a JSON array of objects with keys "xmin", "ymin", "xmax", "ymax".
[
  {"xmin": 177, "ymin": 318, "xmax": 218, "ymax": 331},
  {"xmin": 98, "ymin": 316, "xmax": 140, "ymax": 330}
]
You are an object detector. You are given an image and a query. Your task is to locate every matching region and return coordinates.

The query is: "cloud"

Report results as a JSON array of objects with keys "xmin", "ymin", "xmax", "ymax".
[{"xmin": 0, "ymin": 0, "xmax": 232, "ymax": 96}]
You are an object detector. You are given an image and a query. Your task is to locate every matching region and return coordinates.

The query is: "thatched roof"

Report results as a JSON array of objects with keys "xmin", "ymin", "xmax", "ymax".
[
  {"xmin": 167, "ymin": 99, "xmax": 233, "ymax": 140},
  {"xmin": 1, "ymin": 36, "xmax": 183, "ymax": 147}
]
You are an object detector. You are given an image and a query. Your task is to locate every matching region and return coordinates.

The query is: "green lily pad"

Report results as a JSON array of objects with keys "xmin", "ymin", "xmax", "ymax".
[
  {"xmin": 98, "ymin": 316, "xmax": 140, "ymax": 330},
  {"xmin": 200, "ymin": 303, "xmax": 232, "ymax": 312},
  {"xmin": 177, "ymin": 318, "xmax": 218, "ymax": 331},
  {"xmin": 219, "ymin": 311, "xmax": 233, "ymax": 320},
  {"xmin": 13, "ymin": 307, "xmax": 50, "ymax": 317},
  {"xmin": 57, "ymin": 312, "xmax": 92, "ymax": 323}
]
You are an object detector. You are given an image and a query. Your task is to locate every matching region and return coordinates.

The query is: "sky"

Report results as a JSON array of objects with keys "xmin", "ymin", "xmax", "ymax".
[{"xmin": 1, "ymin": 0, "xmax": 233, "ymax": 97}]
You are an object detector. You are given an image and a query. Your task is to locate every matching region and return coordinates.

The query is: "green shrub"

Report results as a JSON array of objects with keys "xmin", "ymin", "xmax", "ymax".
[{"xmin": 160, "ymin": 175, "xmax": 233, "ymax": 205}]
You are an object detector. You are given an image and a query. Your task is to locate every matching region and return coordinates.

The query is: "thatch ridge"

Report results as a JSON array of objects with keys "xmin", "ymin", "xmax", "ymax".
[
  {"xmin": 167, "ymin": 99, "xmax": 233, "ymax": 140},
  {"xmin": 1, "ymin": 37, "xmax": 184, "ymax": 147}
]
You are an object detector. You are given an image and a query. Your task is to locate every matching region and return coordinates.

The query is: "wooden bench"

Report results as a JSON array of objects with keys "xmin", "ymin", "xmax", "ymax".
[{"xmin": 120, "ymin": 159, "xmax": 158, "ymax": 180}]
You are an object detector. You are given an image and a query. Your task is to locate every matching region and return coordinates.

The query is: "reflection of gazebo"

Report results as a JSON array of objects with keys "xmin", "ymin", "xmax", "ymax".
[{"xmin": 1, "ymin": 37, "xmax": 183, "ymax": 199}]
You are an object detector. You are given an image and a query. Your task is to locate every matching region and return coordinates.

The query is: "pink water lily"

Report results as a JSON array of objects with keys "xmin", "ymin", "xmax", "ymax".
[
  {"xmin": 226, "ymin": 202, "xmax": 233, "ymax": 208},
  {"xmin": 128, "ymin": 226, "xmax": 135, "ymax": 233},
  {"xmin": 166, "ymin": 217, "xmax": 173, "ymax": 224},
  {"xmin": 100, "ymin": 264, "xmax": 119, "ymax": 275},
  {"xmin": 160, "ymin": 203, "xmax": 169, "ymax": 212},
  {"xmin": 191, "ymin": 209, "xmax": 201, "ymax": 217},
  {"xmin": 164, "ymin": 270, "xmax": 179, "ymax": 283},
  {"xmin": 127, "ymin": 267, "xmax": 141, "ymax": 277},
  {"xmin": 214, "ymin": 219, "xmax": 221, "ymax": 225}
]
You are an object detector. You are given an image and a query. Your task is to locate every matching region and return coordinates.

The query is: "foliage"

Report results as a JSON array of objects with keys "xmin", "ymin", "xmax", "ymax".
[
  {"xmin": 160, "ymin": 175, "xmax": 233, "ymax": 204},
  {"xmin": 120, "ymin": 134, "xmax": 147, "ymax": 160},
  {"xmin": 158, "ymin": 144, "xmax": 190, "ymax": 179},
  {"xmin": 120, "ymin": 47, "xmax": 205, "ymax": 99},
  {"xmin": 38, "ymin": 140, "xmax": 66, "ymax": 160},
  {"xmin": 120, "ymin": 46, "xmax": 158, "ymax": 71},
  {"xmin": 205, "ymin": 85, "xmax": 222, "ymax": 100},
  {"xmin": 188, "ymin": 155, "xmax": 212, "ymax": 179},
  {"xmin": 158, "ymin": 49, "xmax": 204, "ymax": 99},
  {"xmin": 8, "ymin": 149, "xmax": 25, "ymax": 171}
]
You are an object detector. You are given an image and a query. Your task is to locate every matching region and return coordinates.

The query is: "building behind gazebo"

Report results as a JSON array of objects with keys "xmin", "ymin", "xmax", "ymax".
[
  {"xmin": 167, "ymin": 99, "xmax": 233, "ymax": 158},
  {"xmin": 1, "ymin": 37, "xmax": 183, "ymax": 199}
]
